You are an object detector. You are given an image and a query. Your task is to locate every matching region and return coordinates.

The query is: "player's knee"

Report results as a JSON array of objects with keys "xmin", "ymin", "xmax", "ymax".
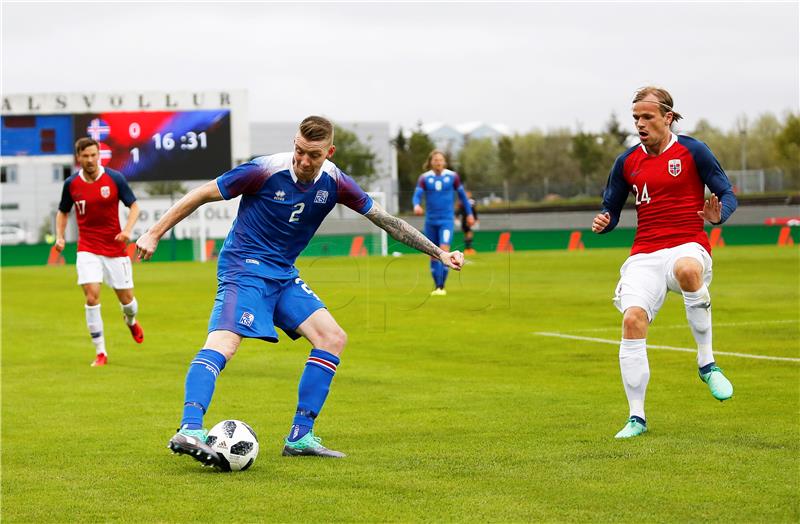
[
  {"xmin": 85, "ymin": 294, "xmax": 100, "ymax": 306},
  {"xmin": 321, "ymin": 327, "xmax": 347, "ymax": 355},
  {"xmin": 622, "ymin": 308, "xmax": 648, "ymax": 337},
  {"xmin": 673, "ymin": 260, "xmax": 703, "ymax": 291}
]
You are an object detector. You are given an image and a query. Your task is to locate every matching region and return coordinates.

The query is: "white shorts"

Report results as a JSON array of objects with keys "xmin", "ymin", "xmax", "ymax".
[
  {"xmin": 76, "ymin": 251, "xmax": 134, "ymax": 289},
  {"xmin": 613, "ymin": 242, "xmax": 712, "ymax": 322}
]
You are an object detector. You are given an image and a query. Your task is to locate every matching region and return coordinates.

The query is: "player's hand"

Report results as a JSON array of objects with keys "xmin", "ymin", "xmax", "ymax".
[
  {"xmin": 439, "ymin": 250, "xmax": 464, "ymax": 271},
  {"xmin": 115, "ymin": 231, "xmax": 131, "ymax": 244},
  {"xmin": 466, "ymin": 214, "xmax": 476, "ymax": 227},
  {"xmin": 54, "ymin": 237, "xmax": 65, "ymax": 253},
  {"xmin": 697, "ymin": 193, "xmax": 722, "ymax": 224},
  {"xmin": 413, "ymin": 205, "xmax": 424, "ymax": 216},
  {"xmin": 591, "ymin": 212, "xmax": 610, "ymax": 233},
  {"xmin": 135, "ymin": 231, "xmax": 160, "ymax": 261}
]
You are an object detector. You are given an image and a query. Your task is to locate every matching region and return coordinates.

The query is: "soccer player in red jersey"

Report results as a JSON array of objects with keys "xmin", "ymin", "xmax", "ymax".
[
  {"xmin": 591, "ymin": 86, "xmax": 738, "ymax": 438},
  {"xmin": 55, "ymin": 138, "xmax": 144, "ymax": 367}
]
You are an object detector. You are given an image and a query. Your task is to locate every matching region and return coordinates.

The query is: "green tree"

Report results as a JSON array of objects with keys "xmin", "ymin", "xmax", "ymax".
[
  {"xmin": 457, "ymin": 138, "xmax": 499, "ymax": 192},
  {"xmin": 394, "ymin": 125, "xmax": 435, "ymax": 210},
  {"xmin": 495, "ymin": 135, "xmax": 516, "ymax": 196},
  {"xmin": 775, "ymin": 113, "xmax": 800, "ymax": 188},
  {"xmin": 332, "ymin": 125, "xmax": 377, "ymax": 185},
  {"xmin": 572, "ymin": 132, "xmax": 606, "ymax": 183},
  {"xmin": 605, "ymin": 112, "xmax": 630, "ymax": 146},
  {"xmin": 511, "ymin": 130, "xmax": 581, "ymax": 200}
]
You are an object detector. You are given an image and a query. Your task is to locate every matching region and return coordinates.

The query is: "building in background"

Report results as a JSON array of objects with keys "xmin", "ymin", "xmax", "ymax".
[
  {"xmin": 420, "ymin": 121, "xmax": 510, "ymax": 155},
  {"xmin": 0, "ymin": 91, "xmax": 397, "ymax": 243}
]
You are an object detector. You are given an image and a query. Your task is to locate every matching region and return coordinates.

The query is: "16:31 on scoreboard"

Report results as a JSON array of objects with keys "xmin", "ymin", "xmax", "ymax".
[
  {"xmin": 0, "ymin": 109, "xmax": 232, "ymax": 181},
  {"xmin": 72, "ymin": 110, "xmax": 232, "ymax": 181}
]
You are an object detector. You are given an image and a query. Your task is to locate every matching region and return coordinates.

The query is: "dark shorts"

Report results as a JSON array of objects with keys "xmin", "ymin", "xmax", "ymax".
[{"xmin": 207, "ymin": 273, "xmax": 326, "ymax": 342}]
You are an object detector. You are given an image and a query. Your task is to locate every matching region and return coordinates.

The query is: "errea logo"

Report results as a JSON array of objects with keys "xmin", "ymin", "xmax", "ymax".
[{"xmin": 274, "ymin": 190, "xmax": 286, "ymax": 201}]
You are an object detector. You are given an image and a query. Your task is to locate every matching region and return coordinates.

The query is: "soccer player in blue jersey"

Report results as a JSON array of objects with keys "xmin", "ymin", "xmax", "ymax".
[
  {"xmin": 413, "ymin": 150, "xmax": 475, "ymax": 296},
  {"xmin": 136, "ymin": 116, "xmax": 465, "ymax": 465}
]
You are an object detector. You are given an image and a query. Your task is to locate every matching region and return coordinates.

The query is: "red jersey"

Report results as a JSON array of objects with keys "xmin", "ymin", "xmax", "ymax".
[
  {"xmin": 599, "ymin": 134, "xmax": 737, "ymax": 256},
  {"xmin": 58, "ymin": 167, "xmax": 137, "ymax": 257}
]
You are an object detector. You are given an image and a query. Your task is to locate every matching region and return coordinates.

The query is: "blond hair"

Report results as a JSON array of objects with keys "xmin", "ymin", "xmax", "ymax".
[
  {"xmin": 424, "ymin": 149, "xmax": 448, "ymax": 171},
  {"xmin": 299, "ymin": 116, "xmax": 334, "ymax": 144},
  {"xmin": 632, "ymin": 86, "xmax": 683, "ymax": 122}
]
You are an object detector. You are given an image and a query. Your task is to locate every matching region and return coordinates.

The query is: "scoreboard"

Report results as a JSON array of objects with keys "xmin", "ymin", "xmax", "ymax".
[{"xmin": 1, "ymin": 109, "xmax": 232, "ymax": 181}]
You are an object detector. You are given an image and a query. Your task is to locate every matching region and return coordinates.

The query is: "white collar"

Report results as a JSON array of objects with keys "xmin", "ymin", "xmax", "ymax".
[
  {"xmin": 640, "ymin": 132, "xmax": 678, "ymax": 156},
  {"xmin": 79, "ymin": 165, "xmax": 105, "ymax": 183},
  {"xmin": 289, "ymin": 159, "xmax": 326, "ymax": 185}
]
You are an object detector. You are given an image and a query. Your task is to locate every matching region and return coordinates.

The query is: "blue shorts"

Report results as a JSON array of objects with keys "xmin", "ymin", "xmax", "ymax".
[
  {"xmin": 424, "ymin": 220, "xmax": 454, "ymax": 246},
  {"xmin": 207, "ymin": 273, "xmax": 326, "ymax": 342}
]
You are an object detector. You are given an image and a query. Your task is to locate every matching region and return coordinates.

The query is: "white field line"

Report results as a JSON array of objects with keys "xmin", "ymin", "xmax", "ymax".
[
  {"xmin": 562, "ymin": 319, "xmax": 799, "ymax": 334},
  {"xmin": 532, "ymin": 332, "xmax": 800, "ymax": 363}
]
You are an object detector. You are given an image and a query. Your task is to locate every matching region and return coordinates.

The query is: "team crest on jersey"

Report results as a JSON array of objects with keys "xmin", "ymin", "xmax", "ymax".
[
  {"xmin": 100, "ymin": 186, "xmax": 111, "ymax": 198},
  {"xmin": 314, "ymin": 190, "xmax": 329, "ymax": 204},
  {"xmin": 239, "ymin": 312, "xmax": 255, "ymax": 327},
  {"xmin": 274, "ymin": 190, "xmax": 286, "ymax": 201},
  {"xmin": 668, "ymin": 159, "xmax": 682, "ymax": 177}
]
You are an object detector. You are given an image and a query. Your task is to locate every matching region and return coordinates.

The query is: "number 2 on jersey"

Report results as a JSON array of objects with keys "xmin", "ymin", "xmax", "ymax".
[
  {"xmin": 632, "ymin": 183, "xmax": 651, "ymax": 205},
  {"xmin": 289, "ymin": 203, "xmax": 305, "ymax": 223}
]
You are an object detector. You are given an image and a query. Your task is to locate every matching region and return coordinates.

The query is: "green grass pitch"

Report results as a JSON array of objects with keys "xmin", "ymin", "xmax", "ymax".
[{"xmin": 2, "ymin": 246, "xmax": 798, "ymax": 522}]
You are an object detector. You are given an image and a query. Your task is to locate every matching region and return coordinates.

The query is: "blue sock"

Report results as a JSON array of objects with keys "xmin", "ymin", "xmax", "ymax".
[
  {"xmin": 289, "ymin": 349, "xmax": 340, "ymax": 442},
  {"xmin": 441, "ymin": 266, "xmax": 450, "ymax": 288},
  {"xmin": 429, "ymin": 259, "xmax": 440, "ymax": 287},
  {"xmin": 181, "ymin": 349, "xmax": 227, "ymax": 430}
]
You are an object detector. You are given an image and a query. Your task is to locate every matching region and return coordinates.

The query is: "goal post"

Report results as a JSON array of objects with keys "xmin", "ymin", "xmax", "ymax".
[{"xmin": 367, "ymin": 191, "xmax": 388, "ymax": 257}]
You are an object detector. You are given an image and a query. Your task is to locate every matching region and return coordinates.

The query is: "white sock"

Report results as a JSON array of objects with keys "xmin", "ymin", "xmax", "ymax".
[
  {"xmin": 619, "ymin": 338, "xmax": 649, "ymax": 421},
  {"xmin": 683, "ymin": 284, "xmax": 714, "ymax": 367},
  {"xmin": 121, "ymin": 297, "xmax": 138, "ymax": 326},
  {"xmin": 85, "ymin": 304, "xmax": 106, "ymax": 355}
]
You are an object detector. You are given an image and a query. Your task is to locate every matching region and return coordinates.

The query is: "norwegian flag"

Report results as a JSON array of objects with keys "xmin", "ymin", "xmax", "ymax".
[
  {"xmin": 98, "ymin": 142, "xmax": 113, "ymax": 166},
  {"xmin": 87, "ymin": 118, "xmax": 110, "ymax": 141}
]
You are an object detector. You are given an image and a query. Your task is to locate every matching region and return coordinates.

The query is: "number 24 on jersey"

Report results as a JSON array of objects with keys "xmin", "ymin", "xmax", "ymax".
[{"xmin": 633, "ymin": 184, "xmax": 651, "ymax": 205}]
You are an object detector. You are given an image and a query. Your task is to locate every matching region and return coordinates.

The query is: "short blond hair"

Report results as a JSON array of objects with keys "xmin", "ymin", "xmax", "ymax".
[{"xmin": 299, "ymin": 116, "xmax": 334, "ymax": 144}]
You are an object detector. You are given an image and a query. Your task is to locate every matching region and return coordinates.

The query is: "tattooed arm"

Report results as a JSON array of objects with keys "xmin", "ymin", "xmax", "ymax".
[{"xmin": 365, "ymin": 203, "xmax": 464, "ymax": 270}]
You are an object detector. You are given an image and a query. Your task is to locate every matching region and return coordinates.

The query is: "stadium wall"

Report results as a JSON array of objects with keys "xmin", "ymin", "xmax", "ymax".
[{"xmin": 2, "ymin": 225, "xmax": 797, "ymax": 267}]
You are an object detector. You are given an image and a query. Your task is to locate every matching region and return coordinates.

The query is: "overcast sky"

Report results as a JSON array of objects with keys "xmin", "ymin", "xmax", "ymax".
[{"xmin": 2, "ymin": 1, "xmax": 798, "ymax": 134}]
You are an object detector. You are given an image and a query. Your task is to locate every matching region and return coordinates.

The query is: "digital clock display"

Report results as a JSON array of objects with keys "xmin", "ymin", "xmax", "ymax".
[{"xmin": 72, "ymin": 110, "xmax": 232, "ymax": 181}]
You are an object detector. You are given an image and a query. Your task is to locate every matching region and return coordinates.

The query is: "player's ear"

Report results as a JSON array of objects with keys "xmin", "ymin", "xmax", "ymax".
[{"xmin": 327, "ymin": 145, "xmax": 336, "ymax": 159}]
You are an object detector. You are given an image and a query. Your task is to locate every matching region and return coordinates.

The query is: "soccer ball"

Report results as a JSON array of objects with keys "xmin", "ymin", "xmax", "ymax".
[{"xmin": 206, "ymin": 419, "xmax": 259, "ymax": 471}]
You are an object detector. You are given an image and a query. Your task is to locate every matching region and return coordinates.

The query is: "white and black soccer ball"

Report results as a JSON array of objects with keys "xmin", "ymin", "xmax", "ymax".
[{"xmin": 206, "ymin": 419, "xmax": 259, "ymax": 471}]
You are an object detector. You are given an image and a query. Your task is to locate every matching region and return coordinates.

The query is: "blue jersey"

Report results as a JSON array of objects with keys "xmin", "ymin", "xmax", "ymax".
[
  {"xmin": 215, "ymin": 153, "xmax": 373, "ymax": 280},
  {"xmin": 412, "ymin": 169, "xmax": 473, "ymax": 223}
]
